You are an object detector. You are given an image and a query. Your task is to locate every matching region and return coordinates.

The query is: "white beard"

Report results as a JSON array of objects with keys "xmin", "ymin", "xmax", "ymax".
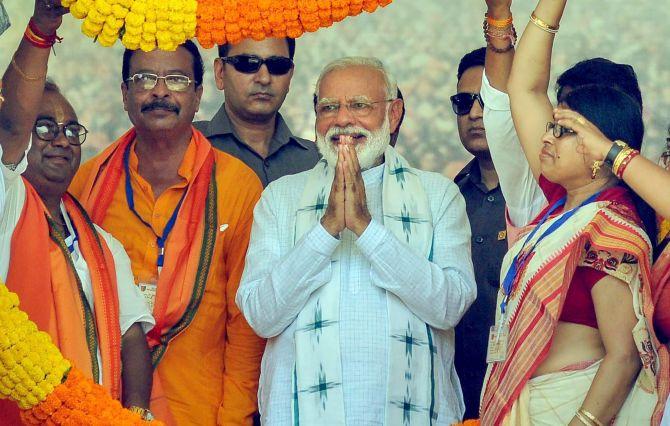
[{"xmin": 316, "ymin": 115, "xmax": 391, "ymax": 170}]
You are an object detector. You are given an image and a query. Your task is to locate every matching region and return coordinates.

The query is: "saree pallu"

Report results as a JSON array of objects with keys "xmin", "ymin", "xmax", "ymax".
[{"xmin": 481, "ymin": 200, "xmax": 669, "ymax": 425}]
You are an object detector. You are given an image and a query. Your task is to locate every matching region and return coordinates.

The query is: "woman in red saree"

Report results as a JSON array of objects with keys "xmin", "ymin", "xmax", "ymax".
[{"xmin": 479, "ymin": 1, "xmax": 669, "ymax": 424}]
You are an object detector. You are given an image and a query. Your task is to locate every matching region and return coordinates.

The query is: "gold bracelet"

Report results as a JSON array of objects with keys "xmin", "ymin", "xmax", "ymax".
[
  {"xmin": 578, "ymin": 408, "xmax": 604, "ymax": 426},
  {"xmin": 612, "ymin": 147, "xmax": 634, "ymax": 176},
  {"xmin": 574, "ymin": 411, "xmax": 596, "ymax": 426},
  {"xmin": 530, "ymin": 12, "xmax": 559, "ymax": 34},
  {"xmin": 10, "ymin": 56, "xmax": 46, "ymax": 82}
]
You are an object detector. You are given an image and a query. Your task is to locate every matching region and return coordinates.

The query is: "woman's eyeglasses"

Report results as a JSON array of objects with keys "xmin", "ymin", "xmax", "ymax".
[
  {"xmin": 546, "ymin": 122, "xmax": 576, "ymax": 139},
  {"xmin": 126, "ymin": 73, "xmax": 196, "ymax": 92},
  {"xmin": 450, "ymin": 93, "xmax": 484, "ymax": 116},
  {"xmin": 33, "ymin": 118, "xmax": 88, "ymax": 146},
  {"xmin": 221, "ymin": 54, "xmax": 294, "ymax": 75}
]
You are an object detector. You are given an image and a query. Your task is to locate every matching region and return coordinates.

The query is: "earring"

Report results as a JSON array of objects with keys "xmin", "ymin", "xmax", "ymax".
[{"xmin": 591, "ymin": 160, "xmax": 602, "ymax": 180}]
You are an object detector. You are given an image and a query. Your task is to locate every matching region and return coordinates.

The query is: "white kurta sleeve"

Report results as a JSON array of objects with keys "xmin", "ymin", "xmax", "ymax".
[
  {"xmin": 0, "ymin": 143, "xmax": 29, "ymax": 281},
  {"xmin": 236, "ymin": 185, "xmax": 340, "ymax": 338},
  {"xmin": 97, "ymin": 227, "xmax": 155, "ymax": 335},
  {"xmin": 481, "ymin": 72, "xmax": 547, "ymax": 227},
  {"xmin": 356, "ymin": 180, "xmax": 477, "ymax": 330}
]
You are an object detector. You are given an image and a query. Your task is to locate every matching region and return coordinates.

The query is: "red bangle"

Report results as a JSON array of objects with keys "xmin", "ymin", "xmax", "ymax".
[
  {"xmin": 24, "ymin": 18, "xmax": 62, "ymax": 49},
  {"xmin": 615, "ymin": 150, "xmax": 639, "ymax": 179}
]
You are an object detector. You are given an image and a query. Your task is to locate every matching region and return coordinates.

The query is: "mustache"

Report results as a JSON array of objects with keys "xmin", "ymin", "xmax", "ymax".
[
  {"xmin": 141, "ymin": 100, "xmax": 180, "ymax": 113},
  {"xmin": 324, "ymin": 126, "xmax": 371, "ymax": 141}
]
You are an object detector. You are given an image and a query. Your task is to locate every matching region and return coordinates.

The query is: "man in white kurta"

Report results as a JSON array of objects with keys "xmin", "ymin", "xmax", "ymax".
[{"xmin": 237, "ymin": 57, "xmax": 476, "ymax": 425}]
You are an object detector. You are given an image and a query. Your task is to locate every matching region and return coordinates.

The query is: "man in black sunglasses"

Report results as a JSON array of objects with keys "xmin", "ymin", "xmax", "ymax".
[
  {"xmin": 195, "ymin": 38, "xmax": 319, "ymax": 187},
  {"xmin": 451, "ymin": 47, "xmax": 509, "ymax": 421}
]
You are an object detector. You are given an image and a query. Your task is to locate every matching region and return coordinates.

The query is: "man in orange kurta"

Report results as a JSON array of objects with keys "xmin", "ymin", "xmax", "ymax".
[{"xmin": 70, "ymin": 41, "xmax": 265, "ymax": 425}]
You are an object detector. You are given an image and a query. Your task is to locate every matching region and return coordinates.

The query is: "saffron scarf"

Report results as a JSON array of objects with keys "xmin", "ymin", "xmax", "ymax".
[
  {"xmin": 481, "ymin": 197, "xmax": 669, "ymax": 425},
  {"xmin": 5, "ymin": 183, "xmax": 121, "ymax": 395},
  {"xmin": 292, "ymin": 146, "xmax": 438, "ymax": 425},
  {"xmin": 72, "ymin": 127, "xmax": 218, "ymax": 366}
]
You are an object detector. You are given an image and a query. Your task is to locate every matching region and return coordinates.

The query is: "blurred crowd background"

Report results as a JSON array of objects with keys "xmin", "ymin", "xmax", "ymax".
[{"xmin": 1, "ymin": 0, "xmax": 668, "ymax": 178}]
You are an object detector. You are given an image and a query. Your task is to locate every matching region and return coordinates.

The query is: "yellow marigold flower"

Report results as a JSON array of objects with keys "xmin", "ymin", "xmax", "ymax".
[
  {"xmin": 140, "ymin": 40, "xmax": 157, "ymax": 52},
  {"xmin": 94, "ymin": 0, "xmax": 113, "ymax": 16},
  {"xmin": 143, "ymin": 22, "xmax": 157, "ymax": 34},
  {"xmin": 126, "ymin": 11, "xmax": 145, "ymax": 27},
  {"xmin": 125, "ymin": 25, "xmax": 142, "ymax": 36},
  {"xmin": 118, "ymin": 0, "xmax": 134, "ymax": 8},
  {"xmin": 86, "ymin": 8, "xmax": 107, "ymax": 25},
  {"xmin": 82, "ymin": 22, "xmax": 102, "ymax": 38},
  {"xmin": 111, "ymin": 4, "xmax": 129, "ymax": 19},
  {"xmin": 123, "ymin": 33, "xmax": 142, "ymax": 45}
]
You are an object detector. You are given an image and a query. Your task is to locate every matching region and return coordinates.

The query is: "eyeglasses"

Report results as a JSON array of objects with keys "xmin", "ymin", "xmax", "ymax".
[
  {"xmin": 315, "ymin": 99, "xmax": 394, "ymax": 119},
  {"xmin": 33, "ymin": 118, "xmax": 88, "ymax": 146},
  {"xmin": 450, "ymin": 93, "xmax": 484, "ymax": 115},
  {"xmin": 125, "ymin": 73, "xmax": 196, "ymax": 92},
  {"xmin": 221, "ymin": 54, "xmax": 294, "ymax": 75},
  {"xmin": 546, "ymin": 122, "xmax": 576, "ymax": 138}
]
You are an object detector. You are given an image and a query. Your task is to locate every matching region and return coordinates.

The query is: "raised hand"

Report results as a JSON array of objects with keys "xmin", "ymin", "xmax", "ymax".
[
  {"xmin": 320, "ymin": 146, "xmax": 346, "ymax": 237},
  {"xmin": 554, "ymin": 108, "xmax": 614, "ymax": 163},
  {"xmin": 341, "ymin": 141, "xmax": 372, "ymax": 237},
  {"xmin": 33, "ymin": 0, "xmax": 69, "ymax": 35},
  {"xmin": 485, "ymin": 0, "xmax": 513, "ymax": 14}
]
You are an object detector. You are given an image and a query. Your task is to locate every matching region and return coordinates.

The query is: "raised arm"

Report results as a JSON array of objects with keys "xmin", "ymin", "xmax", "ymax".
[
  {"xmin": 555, "ymin": 110, "xmax": 670, "ymax": 221},
  {"xmin": 507, "ymin": 0, "xmax": 567, "ymax": 179},
  {"xmin": 484, "ymin": 0, "xmax": 514, "ymax": 92},
  {"xmin": 0, "ymin": 1, "xmax": 66, "ymax": 164},
  {"xmin": 482, "ymin": 0, "xmax": 548, "ymax": 226}
]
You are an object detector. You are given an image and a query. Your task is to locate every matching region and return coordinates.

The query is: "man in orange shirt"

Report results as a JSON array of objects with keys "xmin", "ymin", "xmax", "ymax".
[{"xmin": 70, "ymin": 40, "xmax": 264, "ymax": 425}]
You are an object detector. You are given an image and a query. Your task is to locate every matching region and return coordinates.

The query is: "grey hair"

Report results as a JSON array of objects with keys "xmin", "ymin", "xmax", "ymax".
[{"xmin": 314, "ymin": 56, "xmax": 398, "ymax": 101}]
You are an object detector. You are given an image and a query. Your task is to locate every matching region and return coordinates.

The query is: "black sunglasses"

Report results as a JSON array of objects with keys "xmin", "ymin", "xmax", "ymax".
[
  {"xmin": 450, "ymin": 93, "xmax": 484, "ymax": 116},
  {"xmin": 546, "ymin": 122, "xmax": 576, "ymax": 139},
  {"xmin": 221, "ymin": 54, "xmax": 294, "ymax": 75}
]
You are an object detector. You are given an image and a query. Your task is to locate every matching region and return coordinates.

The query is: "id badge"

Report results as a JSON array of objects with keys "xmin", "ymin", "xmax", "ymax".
[
  {"xmin": 486, "ymin": 322, "xmax": 509, "ymax": 363},
  {"xmin": 138, "ymin": 282, "xmax": 158, "ymax": 311}
]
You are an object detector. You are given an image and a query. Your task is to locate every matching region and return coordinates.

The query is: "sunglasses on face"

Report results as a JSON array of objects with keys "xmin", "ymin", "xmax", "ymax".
[
  {"xmin": 546, "ymin": 122, "xmax": 577, "ymax": 138},
  {"xmin": 221, "ymin": 54, "xmax": 294, "ymax": 75},
  {"xmin": 450, "ymin": 93, "xmax": 484, "ymax": 116},
  {"xmin": 33, "ymin": 118, "xmax": 88, "ymax": 146},
  {"xmin": 126, "ymin": 73, "xmax": 196, "ymax": 92}
]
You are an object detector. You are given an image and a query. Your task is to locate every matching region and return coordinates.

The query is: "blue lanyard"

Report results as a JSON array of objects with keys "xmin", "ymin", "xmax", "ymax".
[
  {"xmin": 123, "ymin": 143, "xmax": 187, "ymax": 269},
  {"xmin": 67, "ymin": 223, "xmax": 79, "ymax": 254},
  {"xmin": 499, "ymin": 191, "xmax": 601, "ymax": 315}
]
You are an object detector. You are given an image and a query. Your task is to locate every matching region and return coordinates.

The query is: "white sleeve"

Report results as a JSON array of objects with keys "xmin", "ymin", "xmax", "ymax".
[
  {"xmin": 97, "ymin": 226, "xmax": 155, "ymax": 335},
  {"xmin": 356, "ymin": 182, "xmax": 477, "ymax": 330},
  {"xmin": 236, "ymin": 185, "xmax": 339, "ymax": 338},
  {"xmin": 0, "ymin": 144, "xmax": 29, "ymax": 281},
  {"xmin": 481, "ymin": 72, "xmax": 547, "ymax": 226}
]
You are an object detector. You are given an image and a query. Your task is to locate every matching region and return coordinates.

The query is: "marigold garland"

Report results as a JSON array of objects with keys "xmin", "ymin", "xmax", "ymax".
[
  {"xmin": 0, "ymin": 285, "xmax": 160, "ymax": 425},
  {"xmin": 451, "ymin": 420, "xmax": 480, "ymax": 426},
  {"xmin": 60, "ymin": 0, "xmax": 394, "ymax": 50}
]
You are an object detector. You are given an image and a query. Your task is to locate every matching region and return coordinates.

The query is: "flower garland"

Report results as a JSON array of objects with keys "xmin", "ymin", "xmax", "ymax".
[
  {"xmin": 0, "ymin": 285, "xmax": 159, "ymax": 425},
  {"xmin": 61, "ymin": 0, "xmax": 393, "ymax": 50},
  {"xmin": 452, "ymin": 420, "xmax": 480, "ymax": 426}
]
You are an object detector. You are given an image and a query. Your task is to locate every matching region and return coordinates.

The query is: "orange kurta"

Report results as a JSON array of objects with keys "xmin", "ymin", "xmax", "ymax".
[{"xmin": 70, "ymin": 129, "xmax": 265, "ymax": 425}]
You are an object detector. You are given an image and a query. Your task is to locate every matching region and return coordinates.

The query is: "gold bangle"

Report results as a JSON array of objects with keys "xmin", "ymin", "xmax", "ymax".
[
  {"xmin": 574, "ymin": 411, "xmax": 596, "ymax": 426},
  {"xmin": 612, "ymin": 147, "xmax": 634, "ymax": 176},
  {"xmin": 578, "ymin": 409, "xmax": 604, "ymax": 426},
  {"xmin": 10, "ymin": 56, "xmax": 46, "ymax": 82},
  {"xmin": 530, "ymin": 12, "xmax": 559, "ymax": 34}
]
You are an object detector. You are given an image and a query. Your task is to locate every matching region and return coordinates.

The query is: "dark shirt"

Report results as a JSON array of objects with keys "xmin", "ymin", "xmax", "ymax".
[
  {"xmin": 453, "ymin": 159, "xmax": 508, "ymax": 420},
  {"xmin": 194, "ymin": 104, "xmax": 320, "ymax": 187}
]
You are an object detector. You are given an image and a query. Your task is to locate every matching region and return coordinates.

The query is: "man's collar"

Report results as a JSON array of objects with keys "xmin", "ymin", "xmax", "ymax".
[
  {"xmin": 454, "ymin": 158, "xmax": 479, "ymax": 184},
  {"xmin": 204, "ymin": 103, "xmax": 310, "ymax": 150}
]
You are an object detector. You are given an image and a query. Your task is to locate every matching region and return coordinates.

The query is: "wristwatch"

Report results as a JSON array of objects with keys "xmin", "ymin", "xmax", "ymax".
[{"xmin": 129, "ymin": 406, "xmax": 155, "ymax": 421}]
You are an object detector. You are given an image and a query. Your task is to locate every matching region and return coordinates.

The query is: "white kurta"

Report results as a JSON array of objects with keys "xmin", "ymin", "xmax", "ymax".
[
  {"xmin": 480, "ymin": 72, "xmax": 548, "ymax": 227},
  {"xmin": 237, "ymin": 163, "xmax": 477, "ymax": 425},
  {"xmin": 0, "ymin": 146, "xmax": 155, "ymax": 382}
]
